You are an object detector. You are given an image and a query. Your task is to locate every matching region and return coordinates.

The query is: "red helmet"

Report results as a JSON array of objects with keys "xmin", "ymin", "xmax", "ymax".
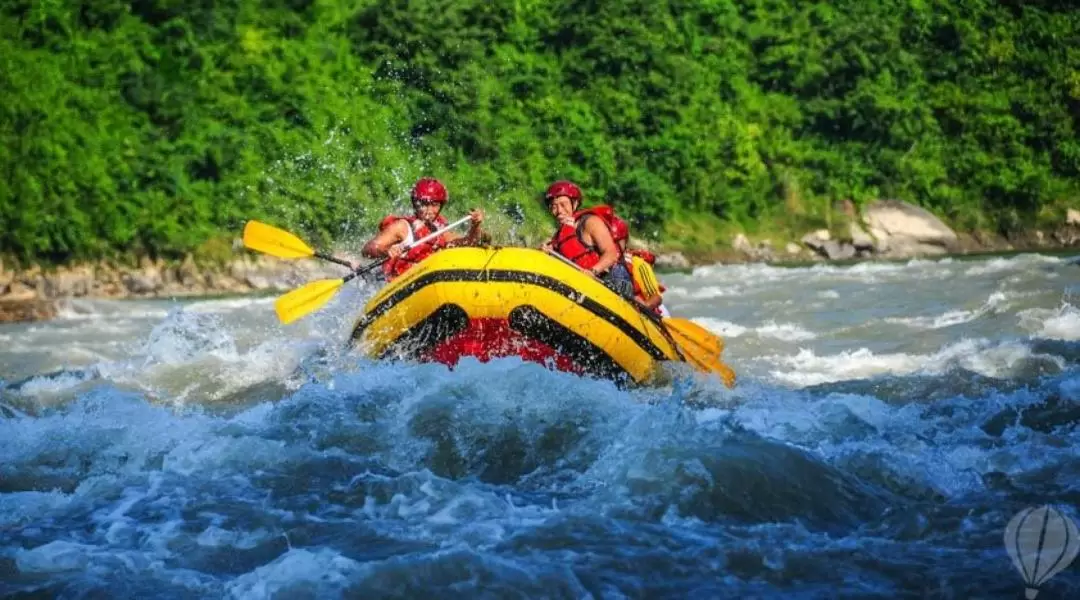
[
  {"xmin": 411, "ymin": 178, "xmax": 448, "ymax": 204},
  {"xmin": 610, "ymin": 215, "xmax": 629, "ymax": 243},
  {"xmin": 544, "ymin": 180, "xmax": 582, "ymax": 204}
]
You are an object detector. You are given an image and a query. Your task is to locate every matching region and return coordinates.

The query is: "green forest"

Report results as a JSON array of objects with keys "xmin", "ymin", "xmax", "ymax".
[{"xmin": 2, "ymin": 0, "xmax": 1078, "ymax": 266}]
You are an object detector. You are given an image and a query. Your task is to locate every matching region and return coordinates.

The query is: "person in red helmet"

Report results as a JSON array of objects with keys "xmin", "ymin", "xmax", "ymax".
[
  {"xmin": 606, "ymin": 216, "xmax": 671, "ymax": 316},
  {"xmin": 541, "ymin": 180, "xmax": 634, "ymax": 299},
  {"xmin": 359, "ymin": 178, "xmax": 485, "ymax": 280}
]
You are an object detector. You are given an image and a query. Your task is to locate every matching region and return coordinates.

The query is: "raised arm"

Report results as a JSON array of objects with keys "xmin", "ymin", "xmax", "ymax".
[
  {"xmin": 444, "ymin": 208, "xmax": 486, "ymax": 247},
  {"xmin": 361, "ymin": 220, "xmax": 409, "ymax": 259}
]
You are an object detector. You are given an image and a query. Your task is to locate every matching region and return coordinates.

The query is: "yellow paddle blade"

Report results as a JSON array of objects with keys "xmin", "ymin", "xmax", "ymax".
[
  {"xmin": 677, "ymin": 342, "xmax": 737, "ymax": 388},
  {"xmin": 243, "ymin": 220, "xmax": 316, "ymax": 259},
  {"xmin": 663, "ymin": 317, "xmax": 724, "ymax": 356},
  {"xmin": 273, "ymin": 278, "xmax": 345, "ymax": 324},
  {"xmin": 664, "ymin": 319, "xmax": 736, "ymax": 388}
]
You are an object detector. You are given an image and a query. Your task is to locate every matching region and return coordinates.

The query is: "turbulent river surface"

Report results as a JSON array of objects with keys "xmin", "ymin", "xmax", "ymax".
[{"xmin": 2, "ymin": 252, "xmax": 1080, "ymax": 598}]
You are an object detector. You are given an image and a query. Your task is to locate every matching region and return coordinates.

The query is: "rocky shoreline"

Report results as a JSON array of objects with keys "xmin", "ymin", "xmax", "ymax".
[
  {"xmin": 0, "ymin": 254, "xmax": 346, "ymax": 324},
  {"xmin": 651, "ymin": 199, "xmax": 1080, "ymax": 270},
  {"xmin": 3, "ymin": 199, "xmax": 1080, "ymax": 324}
]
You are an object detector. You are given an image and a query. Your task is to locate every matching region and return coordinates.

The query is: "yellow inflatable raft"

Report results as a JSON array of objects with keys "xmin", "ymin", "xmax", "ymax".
[{"xmin": 348, "ymin": 247, "xmax": 685, "ymax": 386}]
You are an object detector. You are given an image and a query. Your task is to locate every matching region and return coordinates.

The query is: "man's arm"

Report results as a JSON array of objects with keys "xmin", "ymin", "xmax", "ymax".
[
  {"xmin": 445, "ymin": 209, "xmax": 486, "ymax": 247},
  {"xmin": 446, "ymin": 230, "xmax": 492, "ymax": 247},
  {"xmin": 361, "ymin": 220, "xmax": 409, "ymax": 259},
  {"xmin": 635, "ymin": 295, "xmax": 663, "ymax": 311},
  {"xmin": 582, "ymin": 216, "xmax": 620, "ymax": 275}
]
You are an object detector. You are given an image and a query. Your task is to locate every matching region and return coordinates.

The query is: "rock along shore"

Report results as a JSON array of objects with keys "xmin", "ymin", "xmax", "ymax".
[
  {"xmin": 0, "ymin": 254, "xmax": 345, "ymax": 324},
  {"xmin": 3, "ymin": 199, "xmax": 1080, "ymax": 323},
  {"xmin": 650, "ymin": 199, "xmax": 1080, "ymax": 271}
]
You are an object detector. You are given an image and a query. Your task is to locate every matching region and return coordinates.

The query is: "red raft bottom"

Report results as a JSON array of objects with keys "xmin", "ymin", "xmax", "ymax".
[{"xmin": 415, "ymin": 317, "xmax": 584, "ymax": 375}]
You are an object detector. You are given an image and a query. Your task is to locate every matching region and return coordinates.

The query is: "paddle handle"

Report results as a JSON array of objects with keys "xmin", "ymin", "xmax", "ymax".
[
  {"xmin": 545, "ymin": 245, "xmax": 625, "ymax": 281},
  {"xmin": 344, "ymin": 215, "xmax": 473, "ymax": 283},
  {"xmin": 409, "ymin": 215, "xmax": 473, "ymax": 250},
  {"xmin": 545, "ymin": 247, "xmax": 582, "ymax": 270}
]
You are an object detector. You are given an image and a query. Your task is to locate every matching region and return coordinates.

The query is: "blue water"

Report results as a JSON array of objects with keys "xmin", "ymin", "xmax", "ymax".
[{"xmin": 2, "ymin": 253, "xmax": 1079, "ymax": 598}]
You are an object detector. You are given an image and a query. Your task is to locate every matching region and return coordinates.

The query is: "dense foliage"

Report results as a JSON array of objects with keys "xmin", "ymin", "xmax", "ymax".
[{"xmin": 2, "ymin": 0, "xmax": 1078, "ymax": 264}]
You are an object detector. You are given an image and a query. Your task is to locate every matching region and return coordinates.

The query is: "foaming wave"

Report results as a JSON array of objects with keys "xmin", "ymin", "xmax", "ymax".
[
  {"xmin": 138, "ymin": 310, "xmax": 239, "ymax": 364},
  {"xmin": 224, "ymin": 548, "xmax": 365, "ymax": 598},
  {"xmin": 693, "ymin": 318, "xmax": 814, "ymax": 342},
  {"xmin": 6, "ymin": 306, "xmax": 335, "ymax": 409},
  {"xmin": 53, "ymin": 296, "xmax": 277, "ymax": 323},
  {"xmin": 963, "ymin": 253, "xmax": 1062, "ymax": 276},
  {"xmin": 685, "ymin": 258, "xmax": 958, "ymax": 297},
  {"xmin": 54, "ymin": 299, "xmax": 171, "ymax": 322},
  {"xmin": 663, "ymin": 285, "xmax": 739, "ymax": 300},
  {"xmin": 184, "ymin": 297, "xmax": 278, "ymax": 314},
  {"xmin": 0, "ymin": 490, "xmax": 72, "ymax": 529},
  {"xmin": 1019, "ymin": 304, "xmax": 1080, "ymax": 341},
  {"xmin": 886, "ymin": 309, "xmax": 979, "ymax": 330},
  {"xmin": 729, "ymin": 392, "xmax": 989, "ymax": 499},
  {"xmin": 765, "ymin": 338, "xmax": 1057, "ymax": 387},
  {"xmin": 756, "ymin": 321, "xmax": 816, "ymax": 342},
  {"xmin": 769, "ymin": 348, "xmax": 926, "ymax": 387},
  {"xmin": 2, "ymin": 368, "xmax": 101, "ymax": 401},
  {"xmin": 886, "ymin": 292, "xmax": 1011, "ymax": 330},
  {"xmin": 692, "ymin": 318, "xmax": 749, "ymax": 338}
]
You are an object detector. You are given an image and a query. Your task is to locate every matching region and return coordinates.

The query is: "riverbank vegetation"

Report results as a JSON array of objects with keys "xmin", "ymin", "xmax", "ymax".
[{"xmin": 2, "ymin": 0, "xmax": 1078, "ymax": 266}]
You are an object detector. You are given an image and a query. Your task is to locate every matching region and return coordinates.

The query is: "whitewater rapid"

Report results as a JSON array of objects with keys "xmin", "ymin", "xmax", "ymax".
[{"xmin": 2, "ymin": 252, "xmax": 1079, "ymax": 598}]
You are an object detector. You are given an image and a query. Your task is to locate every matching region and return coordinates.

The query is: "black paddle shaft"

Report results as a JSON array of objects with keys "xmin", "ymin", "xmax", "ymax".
[
  {"xmin": 313, "ymin": 252, "xmax": 354, "ymax": 268},
  {"xmin": 342, "ymin": 256, "xmax": 391, "ymax": 284}
]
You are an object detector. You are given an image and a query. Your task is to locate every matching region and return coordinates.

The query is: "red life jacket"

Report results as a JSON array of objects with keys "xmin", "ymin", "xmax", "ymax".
[
  {"xmin": 380, "ymin": 214, "xmax": 449, "ymax": 279},
  {"xmin": 549, "ymin": 207, "xmax": 624, "ymax": 270},
  {"xmin": 575, "ymin": 205, "xmax": 630, "ymax": 243}
]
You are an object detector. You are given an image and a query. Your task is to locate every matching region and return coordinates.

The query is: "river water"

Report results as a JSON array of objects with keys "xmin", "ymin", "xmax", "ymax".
[{"xmin": 2, "ymin": 252, "xmax": 1079, "ymax": 598}]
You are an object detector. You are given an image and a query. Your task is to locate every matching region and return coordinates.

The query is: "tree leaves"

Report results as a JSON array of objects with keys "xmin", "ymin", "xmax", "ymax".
[{"xmin": 1, "ymin": 0, "xmax": 1078, "ymax": 263}]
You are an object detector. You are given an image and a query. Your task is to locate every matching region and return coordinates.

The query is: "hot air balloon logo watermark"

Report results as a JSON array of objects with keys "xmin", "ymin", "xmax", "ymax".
[{"xmin": 1004, "ymin": 505, "xmax": 1079, "ymax": 599}]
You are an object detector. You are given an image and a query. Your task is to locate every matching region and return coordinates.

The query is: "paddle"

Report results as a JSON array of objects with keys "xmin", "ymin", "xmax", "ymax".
[
  {"xmin": 244, "ymin": 216, "xmax": 472, "ymax": 325},
  {"xmin": 663, "ymin": 319, "xmax": 736, "ymax": 388},
  {"xmin": 242, "ymin": 220, "xmax": 354, "ymax": 267},
  {"xmin": 542, "ymin": 249, "xmax": 735, "ymax": 387},
  {"xmin": 663, "ymin": 317, "xmax": 724, "ymax": 356}
]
